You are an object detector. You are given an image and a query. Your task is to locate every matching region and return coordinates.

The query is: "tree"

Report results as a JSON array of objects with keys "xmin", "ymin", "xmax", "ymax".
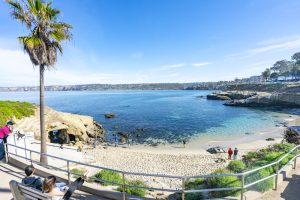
[
  {"xmin": 6, "ymin": 0, "xmax": 72, "ymax": 164},
  {"xmin": 262, "ymin": 68, "xmax": 271, "ymax": 81},
  {"xmin": 291, "ymin": 64, "xmax": 300, "ymax": 80},
  {"xmin": 292, "ymin": 52, "xmax": 300, "ymax": 64},
  {"xmin": 270, "ymin": 72, "xmax": 279, "ymax": 81},
  {"xmin": 271, "ymin": 60, "xmax": 294, "ymax": 80}
]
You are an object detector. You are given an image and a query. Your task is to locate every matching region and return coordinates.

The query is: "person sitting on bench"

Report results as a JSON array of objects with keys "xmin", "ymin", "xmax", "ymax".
[
  {"xmin": 43, "ymin": 175, "xmax": 85, "ymax": 200},
  {"xmin": 21, "ymin": 165, "xmax": 43, "ymax": 191}
]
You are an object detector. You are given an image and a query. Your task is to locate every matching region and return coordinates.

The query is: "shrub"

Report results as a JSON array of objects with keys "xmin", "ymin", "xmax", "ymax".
[
  {"xmin": 256, "ymin": 168, "xmax": 274, "ymax": 192},
  {"xmin": 245, "ymin": 167, "xmax": 274, "ymax": 192},
  {"xmin": 185, "ymin": 178, "xmax": 205, "ymax": 189},
  {"xmin": 70, "ymin": 168, "xmax": 86, "ymax": 179},
  {"xmin": 117, "ymin": 180, "xmax": 147, "ymax": 197},
  {"xmin": 0, "ymin": 101, "xmax": 35, "ymax": 126},
  {"xmin": 227, "ymin": 160, "xmax": 246, "ymax": 173},
  {"xmin": 206, "ymin": 169, "xmax": 241, "ymax": 198},
  {"xmin": 93, "ymin": 170, "xmax": 123, "ymax": 186}
]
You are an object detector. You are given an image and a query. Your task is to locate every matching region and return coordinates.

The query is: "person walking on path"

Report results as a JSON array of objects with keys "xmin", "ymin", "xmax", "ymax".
[
  {"xmin": 227, "ymin": 147, "xmax": 233, "ymax": 160},
  {"xmin": 233, "ymin": 147, "xmax": 239, "ymax": 160},
  {"xmin": 0, "ymin": 121, "xmax": 14, "ymax": 161}
]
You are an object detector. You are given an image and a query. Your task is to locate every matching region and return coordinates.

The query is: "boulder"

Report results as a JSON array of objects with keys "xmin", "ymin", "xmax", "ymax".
[
  {"xmin": 104, "ymin": 113, "xmax": 116, "ymax": 118},
  {"xmin": 207, "ymin": 146, "xmax": 226, "ymax": 154},
  {"xmin": 15, "ymin": 107, "xmax": 105, "ymax": 144}
]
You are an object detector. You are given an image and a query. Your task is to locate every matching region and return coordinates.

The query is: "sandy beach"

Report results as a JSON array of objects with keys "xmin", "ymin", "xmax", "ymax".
[{"xmin": 64, "ymin": 112, "xmax": 298, "ymax": 192}]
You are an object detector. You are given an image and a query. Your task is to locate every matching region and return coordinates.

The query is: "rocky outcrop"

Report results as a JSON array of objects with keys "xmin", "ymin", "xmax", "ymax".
[
  {"xmin": 207, "ymin": 91, "xmax": 257, "ymax": 101},
  {"xmin": 224, "ymin": 92, "xmax": 300, "ymax": 107},
  {"xmin": 15, "ymin": 106, "xmax": 105, "ymax": 143}
]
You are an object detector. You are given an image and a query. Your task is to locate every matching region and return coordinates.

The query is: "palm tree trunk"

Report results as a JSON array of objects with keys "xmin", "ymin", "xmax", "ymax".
[{"xmin": 39, "ymin": 65, "xmax": 48, "ymax": 164}]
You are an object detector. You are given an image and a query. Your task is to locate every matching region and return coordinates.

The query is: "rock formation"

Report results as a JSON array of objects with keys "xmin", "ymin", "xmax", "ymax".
[{"xmin": 15, "ymin": 106, "xmax": 105, "ymax": 144}]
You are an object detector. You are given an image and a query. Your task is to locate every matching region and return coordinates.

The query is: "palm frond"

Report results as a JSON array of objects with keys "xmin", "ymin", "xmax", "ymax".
[
  {"xmin": 6, "ymin": 0, "xmax": 31, "ymax": 28},
  {"xmin": 52, "ymin": 41, "xmax": 63, "ymax": 54},
  {"xmin": 18, "ymin": 36, "xmax": 43, "ymax": 49}
]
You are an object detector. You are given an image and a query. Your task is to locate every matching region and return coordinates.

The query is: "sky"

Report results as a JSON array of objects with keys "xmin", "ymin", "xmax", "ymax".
[{"xmin": 1, "ymin": 0, "xmax": 300, "ymax": 86}]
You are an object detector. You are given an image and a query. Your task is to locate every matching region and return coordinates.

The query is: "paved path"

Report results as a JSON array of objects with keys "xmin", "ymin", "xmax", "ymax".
[
  {"xmin": 0, "ymin": 162, "xmax": 108, "ymax": 200},
  {"xmin": 260, "ymin": 165, "xmax": 300, "ymax": 200}
]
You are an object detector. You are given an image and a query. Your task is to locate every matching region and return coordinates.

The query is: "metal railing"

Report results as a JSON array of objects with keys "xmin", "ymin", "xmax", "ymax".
[{"xmin": 4, "ymin": 142, "xmax": 300, "ymax": 200}]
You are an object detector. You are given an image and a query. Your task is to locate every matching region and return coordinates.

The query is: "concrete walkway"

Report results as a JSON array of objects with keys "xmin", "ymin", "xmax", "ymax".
[
  {"xmin": 0, "ymin": 162, "xmax": 108, "ymax": 200},
  {"xmin": 260, "ymin": 165, "xmax": 300, "ymax": 200}
]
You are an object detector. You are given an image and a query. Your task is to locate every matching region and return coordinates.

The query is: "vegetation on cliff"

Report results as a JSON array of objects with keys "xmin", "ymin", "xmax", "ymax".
[{"xmin": 0, "ymin": 101, "xmax": 35, "ymax": 126}]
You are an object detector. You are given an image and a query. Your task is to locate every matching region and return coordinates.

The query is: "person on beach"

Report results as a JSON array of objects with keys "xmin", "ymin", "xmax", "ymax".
[
  {"xmin": 183, "ymin": 140, "xmax": 186, "ymax": 148},
  {"xmin": 0, "ymin": 121, "xmax": 14, "ymax": 161},
  {"xmin": 233, "ymin": 147, "xmax": 238, "ymax": 160},
  {"xmin": 22, "ymin": 165, "xmax": 43, "ymax": 191},
  {"xmin": 114, "ymin": 134, "xmax": 118, "ymax": 147},
  {"xmin": 227, "ymin": 148, "xmax": 233, "ymax": 160}
]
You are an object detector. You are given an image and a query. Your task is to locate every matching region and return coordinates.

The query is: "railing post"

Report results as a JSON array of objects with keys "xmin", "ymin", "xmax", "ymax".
[
  {"xmin": 24, "ymin": 137, "xmax": 28, "ymax": 161},
  {"xmin": 30, "ymin": 151, "xmax": 33, "ymax": 165},
  {"xmin": 122, "ymin": 173, "xmax": 126, "ymax": 200},
  {"xmin": 293, "ymin": 157, "xmax": 297, "ymax": 169},
  {"xmin": 67, "ymin": 160, "xmax": 71, "ymax": 184},
  {"xmin": 4, "ymin": 143, "xmax": 9, "ymax": 163},
  {"xmin": 241, "ymin": 174, "xmax": 245, "ymax": 200},
  {"xmin": 181, "ymin": 178, "xmax": 185, "ymax": 200},
  {"xmin": 13, "ymin": 133, "xmax": 17, "ymax": 155},
  {"xmin": 274, "ymin": 162, "xmax": 279, "ymax": 190}
]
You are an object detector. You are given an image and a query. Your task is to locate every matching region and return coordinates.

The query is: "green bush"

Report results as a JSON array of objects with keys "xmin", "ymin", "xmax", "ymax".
[
  {"xmin": 256, "ymin": 168, "xmax": 274, "ymax": 192},
  {"xmin": 93, "ymin": 170, "xmax": 123, "ymax": 186},
  {"xmin": 245, "ymin": 167, "xmax": 274, "ymax": 192},
  {"xmin": 117, "ymin": 180, "xmax": 147, "ymax": 197},
  {"xmin": 185, "ymin": 178, "xmax": 205, "ymax": 189},
  {"xmin": 206, "ymin": 169, "xmax": 241, "ymax": 198},
  {"xmin": 181, "ymin": 192, "xmax": 203, "ymax": 200},
  {"xmin": 0, "ymin": 101, "xmax": 35, "ymax": 126},
  {"xmin": 70, "ymin": 168, "xmax": 86, "ymax": 179},
  {"xmin": 227, "ymin": 160, "xmax": 246, "ymax": 173}
]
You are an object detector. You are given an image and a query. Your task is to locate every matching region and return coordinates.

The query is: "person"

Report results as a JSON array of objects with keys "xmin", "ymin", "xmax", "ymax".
[
  {"xmin": 233, "ymin": 147, "xmax": 238, "ymax": 160},
  {"xmin": 0, "ymin": 121, "xmax": 14, "ymax": 161},
  {"xmin": 21, "ymin": 165, "xmax": 43, "ymax": 191},
  {"xmin": 114, "ymin": 134, "xmax": 118, "ymax": 147},
  {"xmin": 182, "ymin": 140, "xmax": 186, "ymax": 148},
  {"xmin": 227, "ymin": 148, "xmax": 233, "ymax": 160},
  {"xmin": 43, "ymin": 175, "xmax": 86, "ymax": 200},
  {"xmin": 43, "ymin": 176, "xmax": 66, "ymax": 199}
]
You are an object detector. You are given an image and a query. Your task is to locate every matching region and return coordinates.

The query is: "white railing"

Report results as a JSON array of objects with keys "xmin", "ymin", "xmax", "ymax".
[{"xmin": 4, "ymin": 142, "xmax": 300, "ymax": 200}]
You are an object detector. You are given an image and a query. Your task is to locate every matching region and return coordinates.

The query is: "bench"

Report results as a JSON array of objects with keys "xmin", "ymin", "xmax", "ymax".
[{"xmin": 9, "ymin": 180, "xmax": 54, "ymax": 200}]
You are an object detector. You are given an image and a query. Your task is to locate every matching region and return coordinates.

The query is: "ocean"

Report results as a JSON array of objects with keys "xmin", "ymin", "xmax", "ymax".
[{"xmin": 0, "ymin": 90, "xmax": 293, "ymax": 144}]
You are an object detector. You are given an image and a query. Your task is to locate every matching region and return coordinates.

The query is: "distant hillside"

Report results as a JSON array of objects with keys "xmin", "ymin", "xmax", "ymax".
[{"xmin": 0, "ymin": 82, "xmax": 299, "ymax": 92}]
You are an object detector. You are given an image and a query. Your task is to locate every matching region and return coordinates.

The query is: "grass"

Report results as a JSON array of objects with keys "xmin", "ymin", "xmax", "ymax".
[
  {"xmin": 93, "ymin": 170, "xmax": 123, "ymax": 186},
  {"xmin": 0, "ymin": 101, "xmax": 35, "ymax": 126},
  {"xmin": 70, "ymin": 168, "xmax": 86, "ymax": 179},
  {"xmin": 93, "ymin": 170, "xmax": 148, "ymax": 197}
]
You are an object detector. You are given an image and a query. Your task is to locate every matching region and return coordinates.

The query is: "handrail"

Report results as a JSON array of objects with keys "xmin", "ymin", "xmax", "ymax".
[{"xmin": 4, "ymin": 142, "xmax": 300, "ymax": 200}]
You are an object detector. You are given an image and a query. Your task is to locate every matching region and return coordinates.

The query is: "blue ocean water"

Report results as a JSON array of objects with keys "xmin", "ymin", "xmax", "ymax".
[{"xmin": 0, "ymin": 90, "xmax": 289, "ymax": 143}]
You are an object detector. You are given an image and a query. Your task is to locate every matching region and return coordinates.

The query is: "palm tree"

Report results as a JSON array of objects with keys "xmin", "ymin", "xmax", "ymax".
[{"xmin": 6, "ymin": 0, "xmax": 72, "ymax": 164}]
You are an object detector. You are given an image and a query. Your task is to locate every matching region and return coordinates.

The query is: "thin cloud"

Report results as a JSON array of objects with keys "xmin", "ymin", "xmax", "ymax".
[
  {"xmin": 161, "ymin": 63, "xmax": 186, "ymax": 69},
  {"xmin": 225, "ymin": 36, "xmax": 300, "ymax": 59},
  {"xmin": 153, "ymin": 63, "xmax": 187, "ymax": 71},
  {"xmin": 192, "ymin": 62, "xmax": 212, "ymax": 67},
  {"xmin": 249, "ymin": 38, "xmax": 300, "ymax": 54}
]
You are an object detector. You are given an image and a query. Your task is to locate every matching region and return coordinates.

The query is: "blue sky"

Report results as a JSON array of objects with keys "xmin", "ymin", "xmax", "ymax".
[{"xmin": 1, "ymin": 0, "xmax": 300, "ymax": 86}]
